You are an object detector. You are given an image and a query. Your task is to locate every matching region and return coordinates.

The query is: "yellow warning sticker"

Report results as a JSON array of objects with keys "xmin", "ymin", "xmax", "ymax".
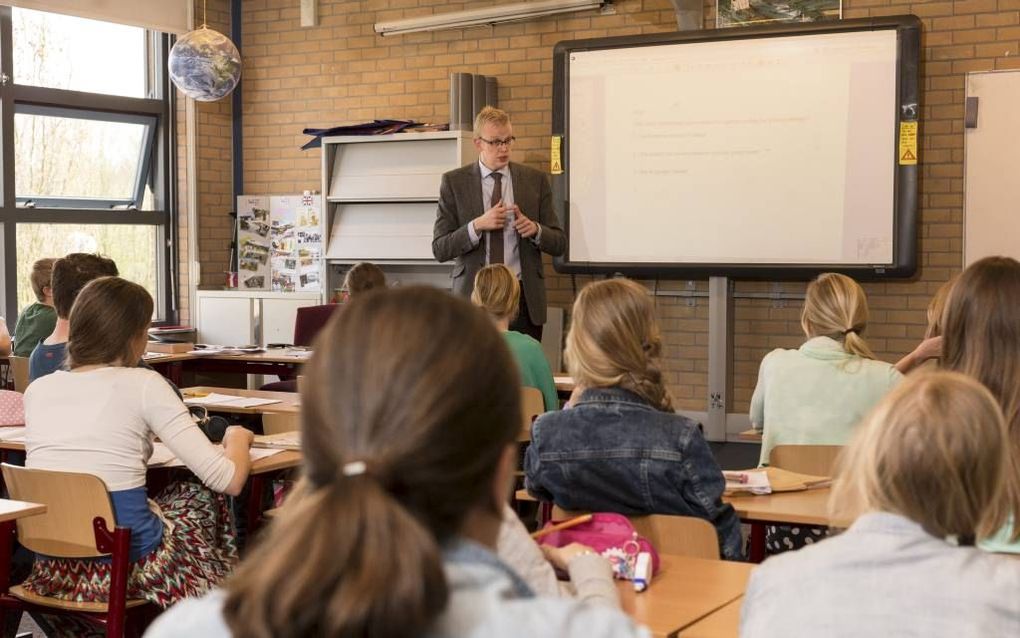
[
  {"xmin": 899, "ymin": 121, "xmax": 918, "ymax": 165},
  {"xmin": 551, "ymin": 136, "xmax": 563, "ymax": 174}
]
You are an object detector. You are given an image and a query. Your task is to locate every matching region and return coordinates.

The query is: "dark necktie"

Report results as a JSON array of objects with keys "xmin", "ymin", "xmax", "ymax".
[{"xmin": 489, "ymin": 172, "xmax": 504, "ymax": 264}]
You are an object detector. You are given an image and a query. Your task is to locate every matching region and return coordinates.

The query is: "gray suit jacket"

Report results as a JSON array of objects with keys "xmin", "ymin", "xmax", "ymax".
[
  {"xmin": 432, "ymin": 162, "xmax": 565, "ymax": 325},
  {"xmin": 740, "ymin": 512, "xmax": 1020, "ymax": 637}
]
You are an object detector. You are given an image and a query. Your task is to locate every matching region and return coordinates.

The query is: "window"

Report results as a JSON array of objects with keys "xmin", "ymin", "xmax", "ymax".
[{"xmin": 0, "ymin": 6, "xmax": 176, "ymax": 321}]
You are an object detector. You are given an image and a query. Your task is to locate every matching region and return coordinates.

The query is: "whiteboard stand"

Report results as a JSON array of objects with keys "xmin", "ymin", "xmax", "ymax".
[{"xmin": 705, "ymin": 276, "xmax": 732, "ymax": 442}]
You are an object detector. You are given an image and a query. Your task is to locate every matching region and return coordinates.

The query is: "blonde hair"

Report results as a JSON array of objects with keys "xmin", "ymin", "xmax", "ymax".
[
  {"xmin": 565, "ymin": 278, "xmax": 674, "ymax": 412},
  {"xmin": 473, "ymin": 106, "xmax": 510, "ymax": 136},
  {"xmin": 801, "ymin": 273, "xmax": 874, "ymax": 359},
  {"xmin": 925, "ymin": 277, "xmax": 956, "ymax": 339},
  {"xmin": 830, "ymin": 370, "xmax": 1010, "ymax": 542},
  {"xmin": 471, "ymin": 264, "xmax": 519, "ymax": 322},
  {"xmin": 342, "ymin": 262, "xmax": 386, "ymax": 296},
  {"xmin": 941, "ymin": 256, "xmax": 1020, "ymax": 541}
]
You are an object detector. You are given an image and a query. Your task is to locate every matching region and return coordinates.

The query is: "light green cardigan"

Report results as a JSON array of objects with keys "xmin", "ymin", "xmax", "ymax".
[{"xmin": 750, "ymin": 336, "xmax": 902, "ymax": 466}]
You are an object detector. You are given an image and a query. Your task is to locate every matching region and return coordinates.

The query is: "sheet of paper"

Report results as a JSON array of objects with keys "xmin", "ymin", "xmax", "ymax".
[
  {"xmin": 254, "ymin": 432, "xmax": 301, "ymax": 450},
  {"xmin": 0, "ymin": 427, "xmax": 26, "ymax": 442},
  {"xmin": 724, "ymin": 470, "xmax": 771, "ymax": 495},
  {"xmin": 148, "ymin": 443, "xmax": 285, "ymax": 468},
  {"xmin": 183, "ymin": 393, "xmax": 250, "ymax": 406}
]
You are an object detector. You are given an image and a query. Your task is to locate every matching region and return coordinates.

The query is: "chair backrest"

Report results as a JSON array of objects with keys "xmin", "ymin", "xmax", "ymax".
[
  {"xmin": 629, "ymin": 514, "xmax": 719, "ymax": 560},
  {"xmin": 293, "ymin": 304, "xmax": 340, "ymax": 347},
  {"xmin": 1, "ymin": 464, "xmax": 115, "ymax": 558},
  {"xmin": 262, "ymin": 412, "xmax": 299, "ymax": 435},
  {"xmin": 549, "ymin": 506, "xmax": 720, "ymax": 560},
  {"xmin": 9, "ymin": 356, "xmax": 30, "ymax": 393},
  {"xmin": 768, "ymin": 444, "xmax": 843, "ymax": 476},
  {"xmin": 519, "ymin": 387, "xmax": 545, "ymax": 441}
]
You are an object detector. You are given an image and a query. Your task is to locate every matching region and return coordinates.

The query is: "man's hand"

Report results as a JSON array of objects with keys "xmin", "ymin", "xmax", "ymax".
[
  {"xmin": 472, "ymin": 202, "xmax": 508, "ymax": 232},
  {"xmin": 513, "ymin": 206, "xmax": 540, "ymax": 238}
]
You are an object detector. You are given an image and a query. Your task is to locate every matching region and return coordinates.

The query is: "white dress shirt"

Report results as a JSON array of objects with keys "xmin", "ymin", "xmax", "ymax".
[{"xmin": 467, "ymin": 160, "xmax": 541, "ymax": 279}]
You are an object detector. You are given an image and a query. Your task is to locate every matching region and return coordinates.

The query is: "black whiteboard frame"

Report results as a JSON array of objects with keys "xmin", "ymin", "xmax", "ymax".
[{"xmin": 551, "ymin": 15, "xmax": 921, "ymax": 280}]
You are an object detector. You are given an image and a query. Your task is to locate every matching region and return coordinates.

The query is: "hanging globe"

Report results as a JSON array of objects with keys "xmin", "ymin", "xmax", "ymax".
[{"xmin": 168, "ymin": 27, "xmax": 241, "ymax": 102}]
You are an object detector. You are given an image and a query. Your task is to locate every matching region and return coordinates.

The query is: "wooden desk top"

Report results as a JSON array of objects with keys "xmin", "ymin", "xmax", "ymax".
[
  {"xmin": 553, "ymin": 375, "xmax": 575, "ymax": 392},
  {"xmin": 628, "ymin": 555, "xmax": 752, "ymax": 638},
  {"xmin": 680, "ymin": 597, "xmax": 742, "ymax": 638},
  {"xmin": 724, "ymin": 487, "xmax": 836, "ymax": 527},
  {"xmin": 250, "ymin": 450, "xmax": 302, "ymax": 475},
  {"xmin": 182, "ymin": 386, "xmax": 300, "ymax": 415},
  {"xmin": 736, "ymin": 429, "xmax": 762, "ymax": 443},
  {"xmin": 145, "ymin": 350, "xmax": 312, "ymax": 365},
  {"xmin": 0, "ymin": 499, "xmax": 46, "ymax": 523}
]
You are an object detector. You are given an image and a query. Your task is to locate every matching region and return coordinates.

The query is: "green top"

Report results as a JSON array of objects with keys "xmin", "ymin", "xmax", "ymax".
[
  {"xmin": 12, "ymin": 302, "xmax": 56, "ymax": 357},
  {"xmin": 980, "ymin": 518, "xmax": 1020, "ymax": 554},
  {"xmin": 503, "ymin": 330, "xmax": 558, "ymax": 412},
  {"xmin": 750, "ymin": 336, "xmax": 902, "ymax": 466}
]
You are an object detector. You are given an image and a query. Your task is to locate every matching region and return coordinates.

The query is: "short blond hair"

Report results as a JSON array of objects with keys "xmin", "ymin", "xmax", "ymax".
[
  {"xmin": 473, "ymin": 106, "xmax": 510, "ymax": 137},
  {"xmin": 471, "ymin": 264, "xmax": 519, "ymax": 322},
  {"xmin": 830, "ymin": 370, "xmax": 1010, "ymax": 541},
  {"xmin": 801, "ymin": 272, "xmax": 874, "ymax": 359},
  {"xmin": 29, "ymin": 258, "xmax": 56, "ymax": 302},
  {"xmin": 566, "ymin": 278, "xmax": 674, "ymax": 412}
]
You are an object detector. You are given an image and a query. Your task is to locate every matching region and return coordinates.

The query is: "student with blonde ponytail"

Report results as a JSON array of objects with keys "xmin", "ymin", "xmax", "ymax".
[
  {"xmin": 146, "ymin": 287, "xmax": 645, "ymax": 638},
  {"xmin": 741, "ymin": 371, "xmax": 1020, "ymax": 637},
  {"xmin": 524, "ymin": 278, "xmax": 742, "ymax": 560},
  {"xmin": 750, "ymin": 273, "xmax": 901, "ymax": 467}
]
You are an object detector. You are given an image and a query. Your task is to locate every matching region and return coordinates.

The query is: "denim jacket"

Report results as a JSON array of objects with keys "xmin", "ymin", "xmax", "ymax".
[{"xmin": 524, "ymin": 387, "xmax": 743, "ymax": 560}]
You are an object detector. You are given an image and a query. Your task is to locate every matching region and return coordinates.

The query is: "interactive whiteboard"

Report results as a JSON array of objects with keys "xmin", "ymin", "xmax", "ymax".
[{"xmin": 552, "ymin": 16, "xmax": 920, "ymax": 278}]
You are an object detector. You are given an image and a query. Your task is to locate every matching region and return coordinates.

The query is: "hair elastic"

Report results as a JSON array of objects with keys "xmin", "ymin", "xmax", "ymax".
[{"xmin": 342, "ymin": 461, "xmax": 368, "ymax": 477}]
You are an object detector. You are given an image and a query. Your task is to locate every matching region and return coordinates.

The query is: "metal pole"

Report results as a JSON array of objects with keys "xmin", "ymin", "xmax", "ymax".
[{"xmin": 706, "ymin": 276, "xmax": 732, "ymax": 441}]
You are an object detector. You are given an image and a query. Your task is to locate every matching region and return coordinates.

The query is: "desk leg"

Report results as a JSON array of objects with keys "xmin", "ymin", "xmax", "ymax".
[
  {"xmin": 749, "ymin": 522, "xmax": 766, "ymax": 563},
  {"xmin": 167, "ymin": 362, "xmax": 183, "ymax": 387},
  {"xmin": 246, "ymin": 474, "xmax": 268, "ymax": 540}
]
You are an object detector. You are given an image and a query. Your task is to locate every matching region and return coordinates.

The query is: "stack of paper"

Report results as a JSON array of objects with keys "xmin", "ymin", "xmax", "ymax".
[
  {"xmin": 253, "ymin": 431, "xmax": 301, "ymax": 450},
  {"xmin": 0, "ymin": 427, "xmax": 26, "ymax": 443},
  {"xmin": 183, "ymin": 393, "xmax": 282, "ymax": 409},
  {"xmin": 723, "ymin": 470, "xmax": 773, "ymax": 495},
  {"xmin": 724, "ymin": 467, "xmax": 832, "ymax": 495}
]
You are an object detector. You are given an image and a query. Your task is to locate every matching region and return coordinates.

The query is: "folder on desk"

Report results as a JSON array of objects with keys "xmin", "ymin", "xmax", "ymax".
[{"xmin": 724, "ymin": 467, "xmax": 831, "ymax": 495}]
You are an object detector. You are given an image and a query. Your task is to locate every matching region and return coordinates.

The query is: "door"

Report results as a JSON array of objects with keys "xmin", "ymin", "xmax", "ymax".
[{"xmin": 965, "ymin": 71, "xmax": 1020, "ymax": 265}]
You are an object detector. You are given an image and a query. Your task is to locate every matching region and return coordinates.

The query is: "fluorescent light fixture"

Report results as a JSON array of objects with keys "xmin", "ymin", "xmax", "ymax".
[{"xmin": 375, "ymin": 0, "xmax": 607, "ymax": 37}]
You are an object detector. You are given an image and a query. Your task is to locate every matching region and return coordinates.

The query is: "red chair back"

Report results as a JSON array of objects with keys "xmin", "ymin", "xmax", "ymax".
[{"xmin": 294, "ymin": 304, "xmax": 340, "ymax": 347}]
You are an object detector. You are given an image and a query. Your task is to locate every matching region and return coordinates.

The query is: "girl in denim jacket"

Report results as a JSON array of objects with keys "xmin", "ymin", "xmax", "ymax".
[{"xmin": 525, "ymin": 278, "xmax": 743, "ymax": 560}]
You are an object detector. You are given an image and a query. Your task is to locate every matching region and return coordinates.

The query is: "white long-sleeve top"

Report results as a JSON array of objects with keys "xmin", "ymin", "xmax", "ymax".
[{"xmin": 24, "ymin": 367, "xmax": 235, "ymax": 493}]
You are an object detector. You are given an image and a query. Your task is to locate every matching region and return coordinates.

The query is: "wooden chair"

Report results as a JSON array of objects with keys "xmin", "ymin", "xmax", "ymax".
[
  {"xmin": 8, "ymin": 357, "xmax": 29, "ymax": 393},
  {"xmin": 768, "ymin": 444, "xmax": 843, "ymax": 476},
  {"xmin": 518, "ymin": 387, "xmax": 545, "ymax": 442},
  {"xmin": 262, "ymin": 412, "xmax": 299, "ymax": 435},
  {"xmin": 550, "ymin": 505, "xmax": 720, "ymax": 560},
  {"xmin": 0, "ymin": 464, "xmax": 151, "ymax": 637}
]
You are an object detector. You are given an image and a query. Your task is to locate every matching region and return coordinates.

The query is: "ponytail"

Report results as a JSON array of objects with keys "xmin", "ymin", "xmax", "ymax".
[
  {"xmin": 224, "ymin": 476, "xmax": 448, "ymax": 638},
  {"xmin": 841, "ymin": 327, "xmax": 875, "ymax": 360}
]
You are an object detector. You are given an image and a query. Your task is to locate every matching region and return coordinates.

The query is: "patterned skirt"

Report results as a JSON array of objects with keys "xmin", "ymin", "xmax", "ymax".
[
  {"xmin": 22, "ymin": 481, "xmax": 237, "ymax": 609},
  {"xmin": 765, "ymin": 523, "xmax": 829, "ymax": 554}
]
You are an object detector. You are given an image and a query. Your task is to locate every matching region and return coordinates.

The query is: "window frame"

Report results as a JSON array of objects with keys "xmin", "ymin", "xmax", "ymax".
[{"xmin": 0, "ymin": 6, "xmax": 177, "ymax": 323}]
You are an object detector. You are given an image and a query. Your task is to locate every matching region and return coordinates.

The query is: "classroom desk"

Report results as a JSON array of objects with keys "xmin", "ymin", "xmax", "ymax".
[
  {"xmin": 181, "ymin": 386, "xmax": 300, "ymax": 415},
  {"xmin": 736, "ymin": 429, "xmax": 762, "ymax": 443},
  {"xmin": 147, "ymin": 350, "xmax": 311, "ymax": 386},
  {"xmin": 0, "ymin": 499, "xmax": 46, "ymax": 523},
  {"xmin": 628, "ymin": 555, "xmax": 752, "ymax": 638},
  {"xmin": 680, "ymin": 597, "xmax": 742, "ymax": 638},
  {"xmin": 553, "ymin": 374, "xmax": 575, "ymax": 397},
  {"xmin": 724, "ymin": 488, "xmax": 839, "ymax": 563}
]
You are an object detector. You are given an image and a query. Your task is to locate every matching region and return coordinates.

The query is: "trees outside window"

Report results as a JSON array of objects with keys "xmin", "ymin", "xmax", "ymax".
[{"xmin": 1, "ymin": 7, "xmax": 175, "ymax": 319}]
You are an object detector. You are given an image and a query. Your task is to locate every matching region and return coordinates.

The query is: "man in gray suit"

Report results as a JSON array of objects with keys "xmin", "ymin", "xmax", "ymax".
[{"xmin": 433, "ymin": 107, "xmax": 565, "ymax": 341}]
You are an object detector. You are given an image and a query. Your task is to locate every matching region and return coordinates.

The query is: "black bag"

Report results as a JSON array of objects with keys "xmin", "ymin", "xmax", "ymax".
[{"xmin": 188, "ymin": 405, "xmax": 229, "ymax": 443}]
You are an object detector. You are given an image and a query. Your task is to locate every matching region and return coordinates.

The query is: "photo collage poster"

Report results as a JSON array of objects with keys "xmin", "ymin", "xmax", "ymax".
[
  {"xmin": 237, "ymin": 196, "xmax": 272, "ymax": 290},
  {"xmin": 269, "ymin": 193, "xmax": 322, "ymax": 292}
]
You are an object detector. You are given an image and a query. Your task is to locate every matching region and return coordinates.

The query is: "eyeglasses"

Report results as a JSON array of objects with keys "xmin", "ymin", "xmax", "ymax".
[{"xmin": 478, "ymin": 136, "xmax": 516, "ymax": 148}]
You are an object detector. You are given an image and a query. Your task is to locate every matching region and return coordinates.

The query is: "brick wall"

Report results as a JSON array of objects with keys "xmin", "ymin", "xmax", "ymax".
[{"xmin": 190, "ymin": 0, "xmax": 1011, "ymax": 412}]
